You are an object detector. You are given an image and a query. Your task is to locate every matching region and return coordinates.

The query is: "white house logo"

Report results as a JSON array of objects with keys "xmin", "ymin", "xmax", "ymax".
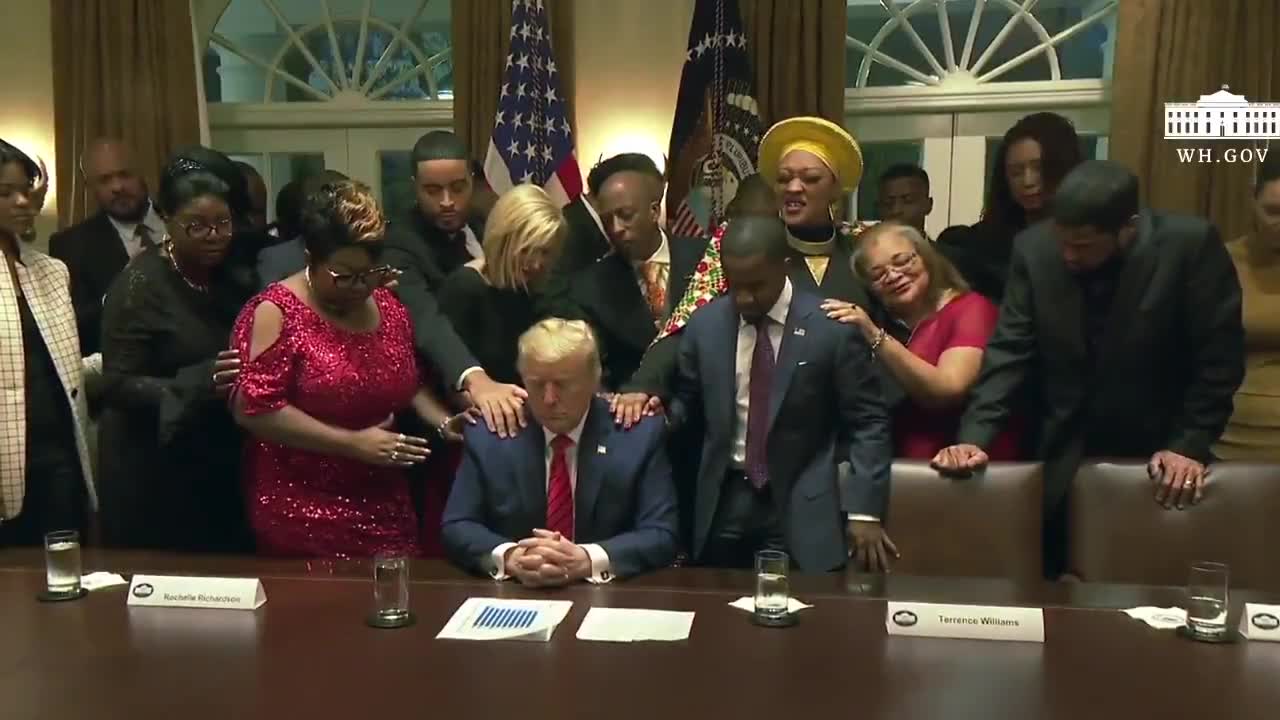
[
  {"xmin": 1251, "ymin": 613, "xmax": 1280, "ymax": 631},
  {"xmin": 892, "ymin": 610, "xmax": 918, "ymax": 627},
  {"xmin": 132, "ymin": 583, "xmax": 155, "ymax": 599},
  {"xmin": 1165, "ymin": 85, "xmax": 1280, "ymax": 140}
]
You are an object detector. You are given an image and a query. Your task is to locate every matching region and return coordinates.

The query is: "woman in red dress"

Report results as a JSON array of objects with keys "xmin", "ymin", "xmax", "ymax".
[
  {"xmin": 230, "ymin": 181, "xmax": 472, "ymax": 557},
  {"xmin": 823, "ymin": 222, "xmax": 1021, "ymax": 460}
]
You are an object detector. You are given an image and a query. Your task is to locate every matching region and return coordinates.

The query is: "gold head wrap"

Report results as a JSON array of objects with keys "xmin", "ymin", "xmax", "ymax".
[{"xmin": 758, "ymin": 116, "xmax": 864, "ymax": 192}]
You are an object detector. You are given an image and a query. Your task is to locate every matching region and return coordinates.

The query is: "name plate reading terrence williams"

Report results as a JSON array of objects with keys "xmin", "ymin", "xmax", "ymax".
[
  {"xmin": 127, "ymin": 575, "xmax": 267, "ymax": 611},
  {"xmin": 886, "ymin": 601, "xmax": 1044, "ymax": 643}
]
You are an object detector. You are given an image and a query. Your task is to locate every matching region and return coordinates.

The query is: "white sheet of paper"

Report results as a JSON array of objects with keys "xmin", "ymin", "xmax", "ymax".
[
  {"xmin": 1122, "ymin": 606, "xmax": 1187, "ymax": 630},
  {"xmin": 728, "ymin": 596, "xmax": 813, "ymax": 613},
  {"xmin": 575, "ymin": 607, "xmax": 695, "ymax": 642},
  {"xmin": 436, "ymin": 597, "xmax": 574, "ymax": 642},
  {"xmin": 81, "ymin": 572, "xmax": 128, "ymax": 591}
]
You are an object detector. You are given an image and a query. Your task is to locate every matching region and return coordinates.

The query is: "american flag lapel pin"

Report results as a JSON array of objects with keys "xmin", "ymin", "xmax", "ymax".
[
  {"xmin": 597, "ymin": 445, "xmax": 608, "ymax": 455},
  {"xmin": 794, "ymin": 328, "xmax": 806, "ymax": 337}
]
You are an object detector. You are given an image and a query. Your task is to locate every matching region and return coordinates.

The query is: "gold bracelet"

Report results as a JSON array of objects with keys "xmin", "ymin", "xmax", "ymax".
[{"xmin": 870, "ymin": 327, "xmax": 887, "ymax": 356}]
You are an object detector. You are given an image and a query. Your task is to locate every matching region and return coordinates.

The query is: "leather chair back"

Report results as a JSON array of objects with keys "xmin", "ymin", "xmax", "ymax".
[
  {"xmin": 887, "ymin": 461, "xmax": 1043, "ymax": 581},
  {"xmin": 1069, "ymin": 462, "xmax": 1280, "ymax": 591}
]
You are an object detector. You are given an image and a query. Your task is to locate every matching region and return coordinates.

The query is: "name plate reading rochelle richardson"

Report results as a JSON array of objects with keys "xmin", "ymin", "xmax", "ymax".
[
  {"xmin": 1239, "ymin": 603, "xmax": 1280, "ymax": 642},
  {"xmin": 886, "ymin": 601, "xmax": 1044, "ymax": 643},
  {"xmin": 127, "ymin": 575, "xmax": 267, "ymax": 610}
]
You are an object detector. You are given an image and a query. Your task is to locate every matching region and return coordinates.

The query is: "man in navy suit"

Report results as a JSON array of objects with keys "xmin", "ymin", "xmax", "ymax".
[
  {"xmin": 442, "ymin": 318, "xmax": 678, "ymax": 586},
  {"xmin": 668, "ymin": 216, "xmax": 896, "ymax": 572}
]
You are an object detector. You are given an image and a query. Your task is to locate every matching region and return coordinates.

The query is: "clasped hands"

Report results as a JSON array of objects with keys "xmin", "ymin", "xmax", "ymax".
[{"xmin": 503, "ymin": 529, "xmax": 592, "ymax": 588}]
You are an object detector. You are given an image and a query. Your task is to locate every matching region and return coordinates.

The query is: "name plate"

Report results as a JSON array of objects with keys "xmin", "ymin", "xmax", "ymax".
[
  {"xmin": 887, "ymin": 601, "xmax": 1044, "ymax": 643},
  {"xmin": 127, "ymin": 574, "xmax": 266, "ymax": 610},
  {"xmin": 1239, "ymin": 603, "xmax": 1280, "ymax": 641}
]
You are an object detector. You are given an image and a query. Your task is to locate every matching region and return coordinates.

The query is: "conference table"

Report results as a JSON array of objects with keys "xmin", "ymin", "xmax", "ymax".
[{"xmin": 2, "ymin": 550, "xmax": 1277, "ymax": 719}]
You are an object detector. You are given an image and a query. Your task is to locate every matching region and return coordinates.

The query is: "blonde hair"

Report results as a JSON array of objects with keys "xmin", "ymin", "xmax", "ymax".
[
  {"xmin": 482, "ymin": 184, "xmax": 567, "ymax": 290},
  {"xmin": 852, "ymin": 222, "xmax": 969, "ymax": 306},
  {"xmin": 517, "ymin": 318, "xmax": 602, "ymax": 378}
]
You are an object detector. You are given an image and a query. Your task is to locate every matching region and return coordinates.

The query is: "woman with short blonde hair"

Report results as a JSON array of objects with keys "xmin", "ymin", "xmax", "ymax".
[
  {"xmin": 439, "ymin": 184, "xmax": 567, "ymax": 384},
  {"xmin": 825, "ymin": 221, "xmax": 1022, "ymax": 460}
]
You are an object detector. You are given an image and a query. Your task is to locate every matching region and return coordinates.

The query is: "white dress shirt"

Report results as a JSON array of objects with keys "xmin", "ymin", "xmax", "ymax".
[
  {"xmin": 489, "ymin": 412, "xmax": 613, "ymax": 583},
  {"xmin": 107, "ymin": 204, "xmax": 166, "ymax": 259},
  {"xmin": 462, "ymin": 225, "xmax": 484, "ymax": 261},
  {"xmin": 730, "ymin": 278, "xmax": 879, "ymax": 523}
]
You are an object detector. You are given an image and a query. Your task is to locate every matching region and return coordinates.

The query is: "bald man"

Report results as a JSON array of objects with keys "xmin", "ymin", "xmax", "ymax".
[{"xmin": 49, "ymin": 138, "xmax": 166, "ymax": 355}]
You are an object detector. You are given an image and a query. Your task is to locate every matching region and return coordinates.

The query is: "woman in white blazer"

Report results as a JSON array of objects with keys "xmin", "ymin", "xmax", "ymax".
[{"xmin": 0, "ymin": 139, "xmax": 96, "ymax": 544}]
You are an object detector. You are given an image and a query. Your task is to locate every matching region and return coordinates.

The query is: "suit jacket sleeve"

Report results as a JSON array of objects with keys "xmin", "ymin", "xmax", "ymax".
[
  {"xmin": 621, "ymin": 333, "xmax": 680, "ymax": 395},
  {"xmin": 440, "ymin": 434, "xmax": 514, "ymax": 575},
  {"xmin": 383, "ymin": 231, "xmax": 479, "ymax": 387},
  {"xmin": 834, "ymin": 325, "xmax": 893, "ymax": 517},
  {"xmin": 955, "ymin": 240, "xmax": 1038, "ymax": 449},
  {"xmin": 666, "ymin": 322, "xmax": 704, "ymax": 432},
  {"xmin": 1168, "ymin": 224, "xmax": 1245, "ymax": 462},
  {"xmin": 48, "ymin": 230, "xmax": 103, "ymax": 354},
  {"xmin": 596, "ymin": 419, "xmax": 679, "ymax": 577}
]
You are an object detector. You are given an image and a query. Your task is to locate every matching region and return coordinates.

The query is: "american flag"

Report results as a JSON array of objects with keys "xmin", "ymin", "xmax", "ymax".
[{"xmin": 483, "ymin": 0, "xmax": 582, "ymax": 207}]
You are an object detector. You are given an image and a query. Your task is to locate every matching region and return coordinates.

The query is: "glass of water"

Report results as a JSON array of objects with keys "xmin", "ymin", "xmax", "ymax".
[
  {"xmin": 43, "ymin": 530, "xmax": 82, "ymax": 596},
  {"xmin": 1186, "ymin": 561, "xmax": 1230, "ymax": 639},
  {"xmin": 754, "ymin": 550, "xmax": 790, "ymax": 620},
  {"xmin": 369, "ymin": 553, "xmax": 412, "ymax": 628}
]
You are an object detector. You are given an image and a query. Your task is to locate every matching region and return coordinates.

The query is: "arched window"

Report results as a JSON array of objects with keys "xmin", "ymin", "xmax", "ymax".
[
  {"xmin": 842, "ymin": 0, "xmax": 1119, "ymax": 236},
  {"xmin": 194, "ymin": 0, "xmax": 454, "ymax": 223}
]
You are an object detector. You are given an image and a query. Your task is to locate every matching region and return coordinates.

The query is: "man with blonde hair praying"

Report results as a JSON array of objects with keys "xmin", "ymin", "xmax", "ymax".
[{"xmin": 442, "ymin": 318, "xmax": 678, "ymax": 586}]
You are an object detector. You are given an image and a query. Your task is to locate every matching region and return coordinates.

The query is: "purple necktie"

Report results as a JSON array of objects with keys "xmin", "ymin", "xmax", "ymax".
[{"xmin": 744, "ymin": 318, "xmax": 775, "ymax": 489}]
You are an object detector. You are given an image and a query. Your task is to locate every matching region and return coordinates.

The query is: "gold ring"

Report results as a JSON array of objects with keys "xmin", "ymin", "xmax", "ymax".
[{"xmin": 390, "ymin": 451, "xmax": 399, "ymax": 462}]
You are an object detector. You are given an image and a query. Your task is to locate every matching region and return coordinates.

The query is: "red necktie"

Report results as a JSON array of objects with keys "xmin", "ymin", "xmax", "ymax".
[{"xmin": 546, "ymin": 435, "xmax": 575, "ymax": 542}]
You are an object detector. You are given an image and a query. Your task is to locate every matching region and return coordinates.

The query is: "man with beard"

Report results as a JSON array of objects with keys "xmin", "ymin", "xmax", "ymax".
[
  {"xmin": 384, "ymin": 130, "xmax": 527, "ymax": 437},
  {"xmin": 50, "ymin": 138, "xmax": 166, "ymax": 355}
]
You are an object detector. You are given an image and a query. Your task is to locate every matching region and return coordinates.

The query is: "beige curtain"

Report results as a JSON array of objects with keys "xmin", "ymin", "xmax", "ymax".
[
  {"xmin": 51, "ymin": 0, "xmax": 203, "ymax": 228},
  {"xmin": 451, "ymin": 0, "xmax": 577, "ymax": 161},
  {"xmin": 1110, "ymin": 0, "xmax": 1280, "ymax": 243},
  {"xmin": 741, "ymin": 0, "xmax": 847, "ymax": 127}
]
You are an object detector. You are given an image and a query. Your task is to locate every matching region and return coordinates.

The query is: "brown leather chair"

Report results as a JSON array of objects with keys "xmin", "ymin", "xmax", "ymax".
[
  {"xmin": 1069, "ymin": 462, "xmax": 1280, "ymax": 591},
  {"xmin": 885, "ymin": 461, "xmax": 1043, "ymax": 582}
]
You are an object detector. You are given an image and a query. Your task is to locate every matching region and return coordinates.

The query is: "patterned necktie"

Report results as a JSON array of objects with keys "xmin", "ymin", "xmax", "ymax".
[
  {"xmin": 546, "ymin": 434, "xmax": 575, "ymax": 542},
  {"xmin": 744, "ymin": 318, "xmax": 775, "ymax": 489},
  {"xmin": 135, "ymin": 224, "xmax": 156, "ymax": 254},
  {"xmin": 640, "ymin": 261, "xmax": 669, "ymax": 324}
]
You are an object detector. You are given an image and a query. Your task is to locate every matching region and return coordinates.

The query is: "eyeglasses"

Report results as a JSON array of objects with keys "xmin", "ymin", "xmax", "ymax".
[
  {"xmin": 866, "ymin": 251, "xmax": 919, "ymax": 285},
  {"xmin": 181, "ymin": 218, "xmax": 233, "ymax": 239},
  {"xmin": 327, "ymin": 265, "xmax": 397, "ymax": 289}
]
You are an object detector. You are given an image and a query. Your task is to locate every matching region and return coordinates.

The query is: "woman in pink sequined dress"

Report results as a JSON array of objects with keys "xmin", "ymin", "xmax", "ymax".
[{"xmin": 231, "ymin": 181, "xmax": 472, "ymax": 558}]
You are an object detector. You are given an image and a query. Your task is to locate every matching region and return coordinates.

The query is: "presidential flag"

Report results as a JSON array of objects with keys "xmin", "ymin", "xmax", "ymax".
[
  {"xmin": 665, "ymin": 0, "xmax": 763, "ymax": 238},
  {"xmin": 484, "ymin": 0, "xmax": 582, "ymax": 207}
]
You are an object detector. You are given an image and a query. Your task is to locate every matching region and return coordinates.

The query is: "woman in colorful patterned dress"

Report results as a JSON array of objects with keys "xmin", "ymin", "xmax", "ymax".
[{"xmin": 231, "ymin": 181, "xmax": 473, "ymax": 558}]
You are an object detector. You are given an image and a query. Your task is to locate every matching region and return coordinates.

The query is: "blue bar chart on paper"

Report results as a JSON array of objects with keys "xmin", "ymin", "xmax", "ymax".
[{"xmin": 437, "ymin": 597, "xmax": 574, "ymax": 641}]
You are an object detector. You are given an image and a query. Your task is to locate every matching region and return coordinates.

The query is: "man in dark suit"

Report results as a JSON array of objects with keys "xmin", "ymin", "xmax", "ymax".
[
  {"xmin": 933, "ymin": 161, "xmax": 1246, "ymax": 575},
  {"xmin": 442, "ymin": 318, "xmax": 678, "ymax": 585},
  {"xmin": 49, "ymin": 138, "xmax": 165, "ymax": 355},
  {"xmin": 565, "ymin": 153, "xmax": 706, "ymax": 391},
  {"xmin": 668, "ymin": 216, "xmax": 895, "ymax": 572},
  {"xmin": 382, "ymin": 130, "xmax": 526, "ymax": 437},
  {"xmin": 538, "ymin": 158, "xmax": 623, "ymax": 306}
]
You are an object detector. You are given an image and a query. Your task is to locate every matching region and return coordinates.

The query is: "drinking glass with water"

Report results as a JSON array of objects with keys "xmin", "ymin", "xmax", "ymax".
[
  {"xmin": 1186, "ymin": 561, "xmax": 1230, "ymax": 640},
  {"xmin": 754, "ymin": 550, "xmax": 790, "ymax": 620},
  {"xmin": 43, "ymin": 530, "xmax": 82, "ymax": 596},
  {"xmin": 368, "ymin": 553, "xmax": 414, "ymax": 628}
]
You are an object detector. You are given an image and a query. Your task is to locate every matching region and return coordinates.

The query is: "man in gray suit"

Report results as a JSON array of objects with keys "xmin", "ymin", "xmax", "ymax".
[{"xmin": 668, "ymin": 216, "xmax": 896, "ymax": 572}]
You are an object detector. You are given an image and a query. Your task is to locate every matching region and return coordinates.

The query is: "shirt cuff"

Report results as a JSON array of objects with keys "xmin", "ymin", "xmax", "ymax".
[
  {"xmin": 82, "ymin": 352, "xmax": 103, "ymax": 376},
  {"xmin": 489, "ymin": 542, "xmax": 518, "ymax": 580},
  {"xmin": 847, "ymin": 514, "xmax": 880, "ymax": 523},
  {"xmin": 582, "ymin": 543, "xmax": 613, "ymax": 584},
  {"xmin": 457, "ymin": 366, "xmax": 484, "ymax": 391}
]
